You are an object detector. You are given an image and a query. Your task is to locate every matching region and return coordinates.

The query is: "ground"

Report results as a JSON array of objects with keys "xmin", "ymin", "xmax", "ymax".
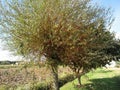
[
  {"xmin": 0, "ymin": 64, "xmax": 72, "ymax": 89},
  {"xmin": 0, "ymin": 64, "xmax": 120, "ymax": 90},
  {"xmin": 60, "ymin": 68, "xmax": 120, "ymax": 90}
]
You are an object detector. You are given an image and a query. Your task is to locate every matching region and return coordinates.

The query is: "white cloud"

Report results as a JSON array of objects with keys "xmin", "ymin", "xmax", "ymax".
[
  {"xmin": 0, "ymin": 40, "xmax": 21, "ymax": 61},
  {"xmin": 0, "ymin": 48, "xmax": 20, "ymax": 61}
]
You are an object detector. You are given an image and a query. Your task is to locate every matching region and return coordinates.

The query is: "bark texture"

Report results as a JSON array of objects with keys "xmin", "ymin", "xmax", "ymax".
[{"xmin": 50, "ymin": 65, "xmax": 59, "ymax": 90}]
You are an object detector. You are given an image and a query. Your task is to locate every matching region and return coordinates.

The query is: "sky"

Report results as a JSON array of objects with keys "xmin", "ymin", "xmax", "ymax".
[
  {"xmin": 0, "ymin": 40, "xmax": 21, "ymax": 61},
  {"xmin": 0, "ymin": 0, "xmax": 120, "ymax": 61},
  {"xmin": 96, "ymin": 0, "xmax": 120, "ymax": 38}
]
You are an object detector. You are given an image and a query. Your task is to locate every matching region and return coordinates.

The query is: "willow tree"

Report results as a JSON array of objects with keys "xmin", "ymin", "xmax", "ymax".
[{"xmin": 0, "ymin": 0, "xmax": 114, "ymax": 89}]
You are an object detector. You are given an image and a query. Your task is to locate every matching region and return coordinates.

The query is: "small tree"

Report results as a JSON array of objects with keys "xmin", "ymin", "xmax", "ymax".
[
  {"xmin": 62, "ymin": 27, "xmax": 115, "ymax": 86},
  {"xmin": 60, "ymin": 2, "xmax": 114, "ymax": 86}
]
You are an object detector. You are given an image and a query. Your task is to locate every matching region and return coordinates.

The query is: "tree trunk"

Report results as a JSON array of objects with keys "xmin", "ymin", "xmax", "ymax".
[
  {"xmin": 77, "ymin": 75, "xmax": 82, "ymax": 86},
  {"xmin": 50, "ymin": 65, "xmax": 59, "ymax": 90}
]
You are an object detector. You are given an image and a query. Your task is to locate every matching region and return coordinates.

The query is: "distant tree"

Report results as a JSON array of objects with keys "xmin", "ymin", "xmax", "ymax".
[
  {"xmin": 104, "ymin": 39, "xmax": 120, "ymax": 60},
  {"xmin": 0, "ymin": 0, "xmax": 114, "ymax": 89}
]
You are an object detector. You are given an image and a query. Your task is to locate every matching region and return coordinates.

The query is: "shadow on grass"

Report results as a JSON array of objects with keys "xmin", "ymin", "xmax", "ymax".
[{"xmin": 84, "ymin": 75, "xmax": 120, "ymax": 90}]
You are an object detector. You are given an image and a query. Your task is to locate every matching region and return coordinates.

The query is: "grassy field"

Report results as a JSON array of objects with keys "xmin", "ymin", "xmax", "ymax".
[
  {"xmin": 0, "ymin": 63, "xmax": 120, "ymax": 90},
  {"xmin": 60, "ymin": 68, "xmax": 120, "ymax": 90},
  {"xmin": 0, "ymin": 64, "xmax": 73, "ymax": 90}
]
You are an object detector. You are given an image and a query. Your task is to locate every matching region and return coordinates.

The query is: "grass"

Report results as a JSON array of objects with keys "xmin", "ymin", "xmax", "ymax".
[{"xmin": 60, "ymin": 68, "xmax": 120, "ymax": 90}]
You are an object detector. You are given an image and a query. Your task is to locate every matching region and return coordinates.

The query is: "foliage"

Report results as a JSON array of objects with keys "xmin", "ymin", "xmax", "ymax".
[{"xmin": 104, "ymin": 39, "xmax": 120, "ymax": 59}]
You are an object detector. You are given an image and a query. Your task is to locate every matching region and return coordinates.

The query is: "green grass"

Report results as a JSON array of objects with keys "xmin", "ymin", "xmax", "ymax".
[{"xmin": 60, "ymin": 68, "xmax": 120, "ymax": 90}]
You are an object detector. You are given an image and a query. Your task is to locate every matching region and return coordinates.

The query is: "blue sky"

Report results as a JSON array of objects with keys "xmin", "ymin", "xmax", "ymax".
[
  {"xmin": 95, "ymin": 0, "xmax": 120, "ymax": 38},
  {"xmin": 0, "ymin": 0, "xmax": 120, "ymax": 61}
]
